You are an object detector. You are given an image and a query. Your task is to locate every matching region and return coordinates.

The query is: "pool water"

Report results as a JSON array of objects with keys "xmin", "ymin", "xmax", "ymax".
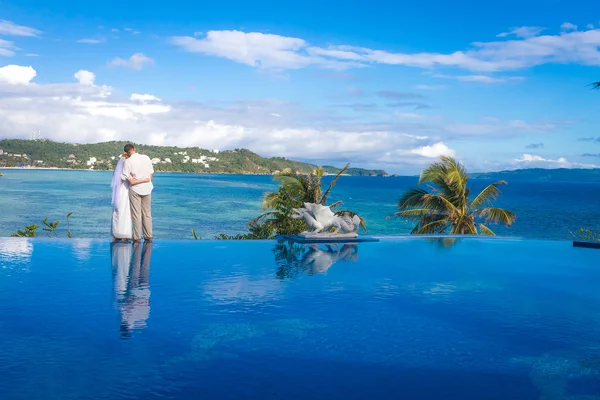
[{"xmin": 0, "ymin": 237, "xmax": 599, "ymax": 399}]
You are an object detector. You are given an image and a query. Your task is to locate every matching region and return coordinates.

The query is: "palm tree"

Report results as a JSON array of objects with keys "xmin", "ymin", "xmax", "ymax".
[
  {"xmin": 389, "ymin": 156, "xmax": 516, "ymax": 235},
  {"xmin": 252, "ymin": 163, "xmax": 366, "ymax": 235},
  {"xmin": 592, "ymin": 81, "xmax": 600, "ymax": 90}
]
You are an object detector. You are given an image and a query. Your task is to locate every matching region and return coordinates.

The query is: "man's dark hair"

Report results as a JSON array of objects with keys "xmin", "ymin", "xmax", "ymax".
[{"xmin": 124, "ymin": 143, "xmax": 135, "ymax": 153}]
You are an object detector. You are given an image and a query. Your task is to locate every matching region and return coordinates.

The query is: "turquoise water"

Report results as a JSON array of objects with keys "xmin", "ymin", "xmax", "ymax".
[
  {"xmin": 1, "ymin": 169, "xmax": 599, "ymax": 240},
  {"xmin": 0, "ymin": 237, "xmax": 599, "ymax": 399}
]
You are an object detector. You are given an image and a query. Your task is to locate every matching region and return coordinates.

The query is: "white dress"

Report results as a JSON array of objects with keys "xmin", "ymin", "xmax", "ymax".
[{"xmin": 111, "ymin": 158, "xmax": 133, "ymax": 239}]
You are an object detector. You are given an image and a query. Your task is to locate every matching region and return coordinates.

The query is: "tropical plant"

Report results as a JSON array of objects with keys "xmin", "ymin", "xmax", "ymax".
[
  {"xmin": 214, "ymin": 221, "xmax": 274, "ymax": 240},
  {"xmin": 11, "ymin": 224, "xmax": 39, "ymax": 237},
  {"xmin": 249, "ymin": 163, "xmax": 366, "ymax": 235},
  {"xmin": 11, "ymin": 213, "xmax": 74, "ymax": 238},
  {"xmin": 591, "ymin": 81, "xmax": 600, "ymax": 90},
  {"xmin": 389, "ymin": 156, "xmax": 516, "ymax": 235}
]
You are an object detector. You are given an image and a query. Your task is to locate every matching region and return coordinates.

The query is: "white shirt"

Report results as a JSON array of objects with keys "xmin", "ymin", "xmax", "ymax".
[{"xmin": 122, "ymin": 153, "xmax": 154, "ymax": 195}]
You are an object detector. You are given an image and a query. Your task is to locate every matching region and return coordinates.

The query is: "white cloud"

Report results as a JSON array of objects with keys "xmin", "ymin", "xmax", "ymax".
[
  {"xmin": 514, "ymin": 154, "xmax": 597, "ymax": 169},
  {"xmin": 74, "ymin": 70, "xmax": 96, "ymax": 86},
  {"xmin": 411, "ymin": 142, "xmax": 456, "ymax": 158},
  {"xmin": 497, "ymin": 26, "xmax": 545, "ymax": 38},
  {"xmin": 414, "ymin": 84, "xmax": 446, "ymax": 90},
  {"xmin": 77, "ymin": 38, "xmax": 105, "ymax": 44},
  {"xmin": 434, "ymin": 74, "xmax": 524, "ymax": 84},
  {"xmin": 130, "ymin": 93, "xmax": 161, "ymax": 102},
  {"xmin": 0, "ymin": 65, "xmax": 575, "ymax": 172},
  {"xmin": 25, "ymin": 53, "xmax": 38, "ymax": 57},
  {"xmin": 0, "ymin": 38, "xmax": 16, "ymax": 56},
  {"xmin": 108, "ymin": 53, "xmax": 154, "ymax": 70},
  {"xmin": 587, "ymin": 24, "xmax": 595, "ymax": 30},
  {"xmin": 0, "ymin": 20, "xmax": 41, "ymax": 37},
  {"xmin": 171, "ymin": 31, "xmax": 312, "ymax": 70},
  {"xmin": 561, "ymin": 22, "xmax": 578, "ymax": 31},
  {"xmin": 170, "ymin": 25, "xmax": 600, "ymax": 73},
  {"xmin": 0, "ymin": 65, "xmax": 36, "ymax": 84}
]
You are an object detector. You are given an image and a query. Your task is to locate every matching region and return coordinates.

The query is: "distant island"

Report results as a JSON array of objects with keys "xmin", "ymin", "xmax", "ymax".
[
  {"xmin": 0, "ymin": 139, "xmax": 388, "ymax": 176},
  {"xmin": 472, "ymin": 168, "xmax": 600, "ymax": 182}
]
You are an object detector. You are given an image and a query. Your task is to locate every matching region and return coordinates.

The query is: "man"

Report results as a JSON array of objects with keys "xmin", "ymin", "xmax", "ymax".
[{"xmin": 122, "ymin": 143, "xmax": 154, "ymax": 242}]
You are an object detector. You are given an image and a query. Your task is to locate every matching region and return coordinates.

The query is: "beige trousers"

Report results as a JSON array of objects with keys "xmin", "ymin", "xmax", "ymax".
[{"xmin": 129, "ymin": 191, "xmax": 152, "ymax": 240}]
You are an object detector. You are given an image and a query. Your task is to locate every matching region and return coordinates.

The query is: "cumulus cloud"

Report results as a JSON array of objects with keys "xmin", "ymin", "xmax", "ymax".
[
  {"xmin": 514, "ymin": 154, "xmax": 597, "ymax": 168},
  {"xmin": 130, "ymin": 93, "xmax": 161, "ymax": 102},
  {"xmin": 108, "ymin": 53, "xmax": 154, "ymax": 70},
  {"xmin": 170, "ymin": 25, "xmax": 600, "ymax": 73},
  {"xmin": 0, "ymin": 20, "xmax": 41, "ymax": 37},
  {"xmin": 561, "ymin": 22, "xmax": 578, "ymax": 31},
  {"xmin": 582, "ymin": 153, "xmax": 600, "ymax": 157},
  {"xmin": 0, "ymin": 66, "xmax": 581, "ymax": 171},
  {"xmin": 0, "ymin": 65, "xmax": 36, "ymax": 84},
  {"xmin": 74, "ymin": 70, "xmax": 96, "ymax": 86},
  {"xmin": 411, "ymin": 142, "xmax": 455, "ymax": 158}
]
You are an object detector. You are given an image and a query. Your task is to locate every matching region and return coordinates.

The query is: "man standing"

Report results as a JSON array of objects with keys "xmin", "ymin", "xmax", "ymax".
[{"xmin": 122, "ymin": 143, "xmax": 154, "ymax": 242}]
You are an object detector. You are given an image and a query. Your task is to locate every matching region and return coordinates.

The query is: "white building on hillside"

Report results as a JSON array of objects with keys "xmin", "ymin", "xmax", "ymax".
[
  {"xmin": 86, "ymin": 157, "xmax": 97, "ymax": 166},
  {"xmin": 164, "ymin": 158, "xmax": 172, "ymax": 163},
  {"xmin": 151, "ymin": 158, "xmax": 161, "ymax": 165}
]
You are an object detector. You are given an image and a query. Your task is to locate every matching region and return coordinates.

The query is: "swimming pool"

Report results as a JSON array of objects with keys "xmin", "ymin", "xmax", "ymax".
[{"xmin": 0, "ymin": 237, "xmax": 598, "ymax": 399}]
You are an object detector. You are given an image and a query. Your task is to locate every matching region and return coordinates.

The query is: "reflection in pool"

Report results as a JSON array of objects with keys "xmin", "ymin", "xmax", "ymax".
[
  {"xmin": 0, "ymin": 237, "xmax": 599, "ymax": 400},
  {"xmin": 274, "ymin": 241, "xmax": 359, "ymax": 279}
]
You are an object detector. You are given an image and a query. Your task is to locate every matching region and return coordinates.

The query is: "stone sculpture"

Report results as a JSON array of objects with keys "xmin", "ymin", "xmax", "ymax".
[{"xmin": 291, "ymin": 202, "xmax": 361, "ymax": 238}]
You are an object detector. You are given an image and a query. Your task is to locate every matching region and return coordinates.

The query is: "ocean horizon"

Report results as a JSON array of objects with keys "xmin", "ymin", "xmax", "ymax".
[{"xmin": 1, "ymin": 169, "xmax": 599, "ymax": 241}]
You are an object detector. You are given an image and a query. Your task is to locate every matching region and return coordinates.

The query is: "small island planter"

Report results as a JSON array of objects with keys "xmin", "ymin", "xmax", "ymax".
[{"xmin": 573, "ymin": 241, "xmax": 600, "ymax": 250}]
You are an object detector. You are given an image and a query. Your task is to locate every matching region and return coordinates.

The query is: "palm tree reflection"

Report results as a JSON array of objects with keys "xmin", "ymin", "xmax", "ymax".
[
  {"xmin": 274, "ymin": 241, "xmax": 358, "ymax": 279},
  {"xmin": 110, "ymin": 242, "xmax": 152, "ymax": 339}
]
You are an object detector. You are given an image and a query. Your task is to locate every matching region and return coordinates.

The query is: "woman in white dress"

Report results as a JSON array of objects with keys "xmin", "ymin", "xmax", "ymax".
[{"xmin": 111, "ymin": 154, "xmax": 133, "ymax": 242}]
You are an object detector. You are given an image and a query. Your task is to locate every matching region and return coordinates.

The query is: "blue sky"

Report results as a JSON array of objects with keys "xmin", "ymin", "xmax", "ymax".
[{"xmin": 0, "ymin": 0, "xmax": 599, "ymax": 173}]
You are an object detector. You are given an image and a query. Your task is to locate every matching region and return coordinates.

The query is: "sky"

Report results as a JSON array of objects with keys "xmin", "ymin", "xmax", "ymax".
[{"xmin": 0, "ymin": 0, "xmax": 599, "ymax": 173}]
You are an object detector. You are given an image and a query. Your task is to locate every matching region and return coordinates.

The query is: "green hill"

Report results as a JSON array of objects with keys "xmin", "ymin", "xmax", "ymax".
[{"xmin": 0, "ymin": 139, "xmax": 388, "ymax": 176}]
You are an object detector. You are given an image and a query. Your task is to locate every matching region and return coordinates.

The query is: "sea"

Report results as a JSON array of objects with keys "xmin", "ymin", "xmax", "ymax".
[{"xmin": 1, "ymin": 169, "xmax": 599, "ymax": 240}]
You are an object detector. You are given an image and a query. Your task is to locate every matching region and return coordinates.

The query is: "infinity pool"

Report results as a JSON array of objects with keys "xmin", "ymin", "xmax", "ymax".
[{"xmin": 0, "ymin": 237, "xmax": 598, "ymax": 399}]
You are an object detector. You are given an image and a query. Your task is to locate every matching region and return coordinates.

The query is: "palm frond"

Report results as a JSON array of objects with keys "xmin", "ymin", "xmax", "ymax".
[
  {"xmin": 478, "ymin": 207, "xmax": 516, "ymax": 226},
  {"xmin": 469, "ymin": 181, "xmax": 507, "ymax": 209},
  {"xmin": 421, "ymin": 193, "xmax": 459, "ymax": 215},
  {"xmin": 320, "ymin": 163, "xmax": 349, "ymax": 204},
  {"xmin": 329, "ymin": 200, "xmax": 343, "ymax": 209},
  {"xmin": 389, "ymin": 208, "xmax": 434, "ymax": 221},
  {"xmin": 413, "ymin": 217, "xmax": 451, "ymax": 234},
  {"xmin": 262, "ymin": 191, "xmax": 281, "ymax": 210},
  {"xmin": 397, "ymin": 188, "xmax": 430, "ymax": 209},
  {"xmin": 478, "ymin": 223, "xmax": 496, "ymax": 236},
  {"xmin": 590, "ymin": 81, "xmax": 600, "ymax": 90}
]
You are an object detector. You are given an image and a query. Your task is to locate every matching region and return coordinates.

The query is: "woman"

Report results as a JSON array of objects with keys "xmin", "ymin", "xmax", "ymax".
[{"xmin": 111, "ymin": 153, "xmax": 133, "ymax": 241}]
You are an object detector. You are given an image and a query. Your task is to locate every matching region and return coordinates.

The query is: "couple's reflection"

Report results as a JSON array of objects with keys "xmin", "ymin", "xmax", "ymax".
[
  {"xmin": 274, "ymin": 241, "xmax": 358, "ymax": 279},
  {"xmin": 111, "ymin": 242, "xmax": 152, "ymax": 339}
]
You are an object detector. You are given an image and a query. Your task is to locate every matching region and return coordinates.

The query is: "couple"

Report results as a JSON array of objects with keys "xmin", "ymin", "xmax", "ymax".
[{"xmin": 111, "ymin": 143, "xmax": 154, "ymax": 242}]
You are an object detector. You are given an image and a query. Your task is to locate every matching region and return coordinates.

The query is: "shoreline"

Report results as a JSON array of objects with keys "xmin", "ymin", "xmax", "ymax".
[{"xmin": 0, "ymin": 167, "xmax": 390, "ymax": 177}]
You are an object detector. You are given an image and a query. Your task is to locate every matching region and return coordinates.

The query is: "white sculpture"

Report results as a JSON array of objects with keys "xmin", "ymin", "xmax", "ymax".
[{"xmin": 291, "ymin": 203, "xmax": 361, "ymax": 238}]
